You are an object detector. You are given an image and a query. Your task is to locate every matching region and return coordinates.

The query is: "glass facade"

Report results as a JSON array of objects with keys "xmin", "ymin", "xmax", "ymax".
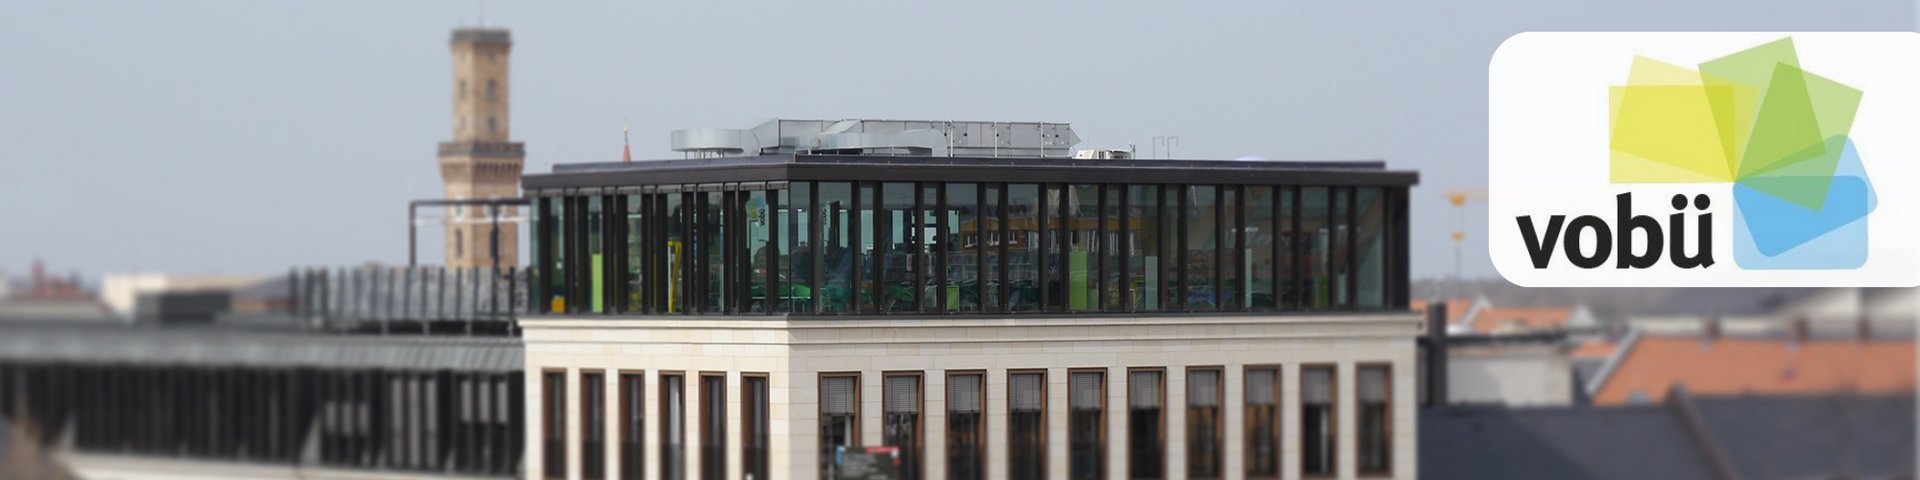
[{"xmin": 532, "ymin": 180, "xmax": 1402, "ymax": 317}]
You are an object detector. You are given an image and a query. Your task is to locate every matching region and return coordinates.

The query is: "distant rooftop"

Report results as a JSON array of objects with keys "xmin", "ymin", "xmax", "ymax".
[{"xmin": 671, "ymin": 119, "xmax": 1080, "ymax": 158}]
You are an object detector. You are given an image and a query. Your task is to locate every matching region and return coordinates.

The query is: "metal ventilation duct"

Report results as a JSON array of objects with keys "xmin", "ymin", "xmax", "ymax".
[{"xmin": 670, "ymin": 119, "xmax": 1081, "ymax": 158}]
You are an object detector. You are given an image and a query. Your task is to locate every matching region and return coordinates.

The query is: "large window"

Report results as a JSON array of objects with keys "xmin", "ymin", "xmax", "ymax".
[
  {"xmin": 1067, "ymin": 184, "xmax": 1102, "ymax": 312},
  {"xmin": 1187, "ymin": 368, "xmax": 1223, "ymax": 479},
  {"xmin": 948, "ymin": 183, "xmax": 981, "ymax": 312},
  {"xmin": 588, "ymin": 197, "xmax": 606, "ymax": 313},
  {"xmin": 660, "ymin": 373, "xmax": 685, "ymax": 480},
  {"xmin": 1300, "ymin": 188, "xmax": 1330, "ymax": 309},
  {"xmin": 1009, "ymin": 371, "xmax": 1047, "ymax": 479},
  {"xmin": 819, "ymin": 183, "xmax": 855, "ymax": 313},
  {"xmin": 947, "ymin": 372, "xmax": 985, "ymax": 480},
  {"xmin": 880, "ymin": 183, "xmax": 918, "ymax": 313},
  {"xmin": 664, "ymin": 193, "xmax": 686, "ymax": 313},
  {"xmin": 1069, "ymin": 370, "xmax": 1106, "ymax": 480},
  {"xmin": 1128, "ymin": 185, "xmax": 1161, "ymax": 310},
  {"xmin": 1128, "ymin": 369, "xmax": 1165, "ymax": 479},
  {"xmin": 1247, "ymin": 186, "xmax": 1277, "ymax": 310},
  {"xmin": 543, "ymin": 371, "xmax": 566, "ymax": 480},
  {"xmin": 619, "ymin": 373, "xmax": 644, "ymax": 480},
  {"xmin": 1185, "ymin": 186, "xmax": 1219, "ymax": 311},
  {"xmin": 883, "ymin": 372, "xmax": 923, "ymax": 479},
  {"xmin": 581, "ymin": 371, "xmax": 606, "ymax": 480},
  {"xmin": 1358, "ymin": 365, "xmax": 1392, "ymax": 476},
  {"xmin": 1301, "ymin": 366, "xmax": 1336, "ymax": 477},
  {"xmin": 538, "ymin": 181, "xmax": 1402, "ymax": 317},
  {"xmin": 742, "ymin": 375, "xmax": 770, "ymax": 480},
  {"xmin": 699, "ymin": 374, "xmax": 725, "ymax": 480},
  {"xmin": 819, "ymin": 374, "xmax": 859, "ymax": 479},
  {"xmin": 1007, "ymin": 184, "xmax": 1042, "ymax": 312},
  {"xmin": 1355, "ymin": 188, "xmax": 1389, "ymax": 309},
  {"xmin": 782, "ymin": 184, "xmax": 809, "ymax": 314},
  {"xmin": 1245, "ymin": 367, "xmax": 1281, "ymax": 479}
]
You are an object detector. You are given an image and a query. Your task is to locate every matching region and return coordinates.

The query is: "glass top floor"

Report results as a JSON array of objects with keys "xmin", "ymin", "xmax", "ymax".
[{"xmin": 524, "ymin": 154, "xmax": 1417, "ymax": 318}]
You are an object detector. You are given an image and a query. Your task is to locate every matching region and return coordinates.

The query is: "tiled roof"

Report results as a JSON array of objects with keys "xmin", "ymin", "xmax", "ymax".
[
  {"xmin": 1410, "ymin": 298, "xmax": 1474, "ymax": 326},
  {"xmin": 1590, "ymin": 335, "xmax": 1915, "ymax": 405},
  {"xmin": 1570, "ymin": 340, "xmax": 1616, "ymax": 359},
  {"xmin": 1472, "ymin": 306, "xmax": 1573, "ymax": 334}
]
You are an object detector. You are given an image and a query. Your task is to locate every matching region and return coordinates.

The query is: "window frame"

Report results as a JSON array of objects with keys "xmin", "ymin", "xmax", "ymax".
[
  {"xmin": 1185, "ymin": 366, "xmax": 1225, "ymax": 480},
  {"xmin": 1007, "ymin": 368, "xmax": 1050, "ymax": 480},
  {"xmin": 818, "ymin": 372, "xmax": 862, "ymax": 479},
  {"xmin": 616, "ymin": 370, "xmax": 645, "ymax": 480},
  {"xmin": 541, "ymin": 369, "xmax": 568, "ymax": 480},
  {"xmin": 580, "ymin": 369, "xmax": 607, "ymax": 480},
  {"xmin": 945, "ymin": 370, "xmax": 988, "ymax": 480},
  {"xmin": 1243, "ymin": 365, "xmax": 1283, "ymax": 480},
  {"xmin": 1067, "ymin": 367, "xmax": 1109, "ymax": 480},
  {"xmin": 1299, "ymin": 364, "xmax": 1339, "ymax": 479},
  {"xmin": 1126, "ymin": 367, "xmax": 1167, "ymax": 480},
  {"xmin": 880, "ymin": 370, "xmax": 926, "ymax": 480},
  {"xmin": 740, "ymin": 373, "xmax": 771, "ymax": 480},
  {"xmin": 697, "ymin": 372, "xmax": 727, "ymax": 480},
  {"xmin": 1356, "ymin": 363, "xmax": 1394, "ymax": 478},
  {"xmin": 658, "ymin": 371, "xmax": 686, "ymax": 480}
]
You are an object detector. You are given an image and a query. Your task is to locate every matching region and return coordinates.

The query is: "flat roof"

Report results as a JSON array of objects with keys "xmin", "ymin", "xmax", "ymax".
[{"xmin": 524, "ymin": 153, "xmax": 1418, "ymax": 192}]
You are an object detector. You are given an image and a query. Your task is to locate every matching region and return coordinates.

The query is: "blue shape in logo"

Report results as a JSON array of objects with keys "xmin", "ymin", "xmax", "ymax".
[{"xmin": 1732, "ymin": 137, "xmax": 1875, "ymax": 269}]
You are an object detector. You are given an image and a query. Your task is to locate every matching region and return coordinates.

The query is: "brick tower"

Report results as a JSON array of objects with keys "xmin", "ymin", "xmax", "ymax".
[{"xmin": 439, "ymin": 27, "xmax": 524, "ymax": 269}]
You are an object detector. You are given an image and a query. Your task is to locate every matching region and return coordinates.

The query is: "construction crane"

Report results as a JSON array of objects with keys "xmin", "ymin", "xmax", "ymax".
[{"xmin": 1441, "ymin": 187, "xmax": 1487, "ymax": 297}]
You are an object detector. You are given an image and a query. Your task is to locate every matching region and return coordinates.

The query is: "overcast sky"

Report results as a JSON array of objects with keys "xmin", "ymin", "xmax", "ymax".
[{"xmin": 1, "ymin": 0, "xmax": 1911, "ymax": 281}]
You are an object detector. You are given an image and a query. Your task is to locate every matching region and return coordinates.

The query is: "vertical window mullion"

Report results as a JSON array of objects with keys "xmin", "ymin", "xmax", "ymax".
[
  {"xmin": 996, "ymin": 184, "xmax": 1010, "ymax": 314},
  {"xmin": 851, "ymin": 184, "xmax": 865, "ymax": 314},
  {"xmin": 1346, "ymin": 187, "xmax": 1359, "ymax": 310},
  {"xmin": 1233, "ymin": 185, "xmax": 1248, "ymax": 312},
  {"xmin": 1117, "ymin": 184, "xmax": 1131, "ymax": 312},
  {"xmin": 1095, "ymin": 184, "xmax": 1108, "ymax": 312},
  {"xmin": 1036, "ymin": 184, "xmax": 1051, "ymax": 312},
  {"xmin": 1175, "ymin": 185, "xmax": 1188, "ymax": 313},
  {"xmin": 1214, "ymin": 186, "xmax": 1226, "ymax": 313}
]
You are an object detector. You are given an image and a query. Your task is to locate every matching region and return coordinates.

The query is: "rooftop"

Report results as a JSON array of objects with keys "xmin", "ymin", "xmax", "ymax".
[{"xmin": 1588, "ymin": 335, "xmax": 1916, "ymax": 405}]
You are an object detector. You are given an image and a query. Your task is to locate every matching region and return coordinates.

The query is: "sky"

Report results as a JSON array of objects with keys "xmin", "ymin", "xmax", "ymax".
[{"xmin": 0, "ymin": 0, "xmax": 1912, "ymax": 281}]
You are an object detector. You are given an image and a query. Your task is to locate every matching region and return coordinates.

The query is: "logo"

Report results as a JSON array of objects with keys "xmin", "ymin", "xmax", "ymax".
[{"xmin": 1489, "ymin": 33, "xmax": 1920, "ymax": 287}]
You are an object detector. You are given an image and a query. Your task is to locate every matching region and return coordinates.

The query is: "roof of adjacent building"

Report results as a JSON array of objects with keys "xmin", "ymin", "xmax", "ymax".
[
  {"xmin": 1470, "ymin": 305, "xmax": 1574, "ymax": 334},
  {"xmin": 1589, "ymin": 335, "xmax": 1915, "ymax": 405},
  {"xmin": 0, "ymin": 322, "xmax": 523, "ymax": 372},
  {"xmin": 1409, "ymin": 298, "xmax": 1474, "ymax": 327},
  {"xmin": 1423, "ymin": 392, "xmax": 1915, "ymax": 480}
]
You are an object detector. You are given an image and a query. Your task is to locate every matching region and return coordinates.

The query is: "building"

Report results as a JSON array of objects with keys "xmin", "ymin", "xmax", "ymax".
[
  {"xmin": 1422, "ymin": 390, "xmax": 1916, "ymax": 479},
  {"xmin": 1584, "ymin": 333, "xmax": 1916, "ymax": 406},
  {"xmin": 438, "ymin": 27, "xmax": 525, "ymax": 269},
  {"xmin": 517, "ymin": 119, "xmax": 1420, "ymax": 480}
]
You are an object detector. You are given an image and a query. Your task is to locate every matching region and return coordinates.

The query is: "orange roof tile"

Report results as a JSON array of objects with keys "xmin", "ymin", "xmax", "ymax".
[
  {"xmin": 1473, "ymin": 306, "xmax": 1573, "ymax": 334},
  {"xmin": 1410, "ymin": 298, "xmax": 1474, "ymax": 327},
  {"xmin": 1591, "ymin": 336, "xmax": 1916, "ymax": 406}
]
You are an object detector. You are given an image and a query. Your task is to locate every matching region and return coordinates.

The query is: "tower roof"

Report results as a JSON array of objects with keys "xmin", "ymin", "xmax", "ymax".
[{"xmin": 451, "ymin": 27, "xmax": 511, "ymax": 46}]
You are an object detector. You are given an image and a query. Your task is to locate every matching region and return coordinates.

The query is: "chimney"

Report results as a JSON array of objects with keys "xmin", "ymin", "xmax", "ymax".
[
  {"xmin": 1789, "ymin": 315, "xmax": 1810, "ymax": 346},
  {"xmin": 1425, "ymin": 301, "xmax": 1449, "ymax": 407}
]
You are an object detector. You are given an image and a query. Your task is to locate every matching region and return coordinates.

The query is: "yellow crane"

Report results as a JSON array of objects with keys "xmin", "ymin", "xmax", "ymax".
[{"xmin": 1442, "ymin": 188, "xmax": 1486, "ymax": 296}]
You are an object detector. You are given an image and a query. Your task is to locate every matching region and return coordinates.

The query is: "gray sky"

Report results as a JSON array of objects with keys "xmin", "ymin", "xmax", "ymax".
[{"xmin": 1, "ymin": 1, "xmax": 1911, "ymax": 281}]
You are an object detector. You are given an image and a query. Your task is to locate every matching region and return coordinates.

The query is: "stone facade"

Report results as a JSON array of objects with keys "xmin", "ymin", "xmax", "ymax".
[
  {"xmin": 521, "ymin": 313, "xmax": 1422, "ymax": 480},
  {"xmin": 439, "ymin": 27, "xmax": 524, "ymax": 269}
]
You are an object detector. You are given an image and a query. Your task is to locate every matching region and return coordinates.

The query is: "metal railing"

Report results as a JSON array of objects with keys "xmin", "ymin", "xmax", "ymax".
[{"xmin": 289, "ymin": 266, "xmax": 532, "ymax": 335}]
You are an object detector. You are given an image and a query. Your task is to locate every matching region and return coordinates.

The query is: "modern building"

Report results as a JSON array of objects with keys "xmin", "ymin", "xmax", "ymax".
[
  {"xmin": 439, "ymin": 27, "xmax": 526, "ymax": 269},
  {"xmin": 517, "ymin": 119, "xmax": 1420, "ymax": 479}
]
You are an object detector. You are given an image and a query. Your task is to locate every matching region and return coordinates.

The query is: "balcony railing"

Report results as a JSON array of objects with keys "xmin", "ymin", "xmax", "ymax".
[{"xmin": 290, "ymin": 266, "xmax": 531, "ymax": 335}]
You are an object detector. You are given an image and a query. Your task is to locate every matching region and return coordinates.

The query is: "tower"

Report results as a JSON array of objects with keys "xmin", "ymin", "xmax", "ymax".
[{"xmin": 439, "ymin": 27, "xmax": 524, "ymax": 269}]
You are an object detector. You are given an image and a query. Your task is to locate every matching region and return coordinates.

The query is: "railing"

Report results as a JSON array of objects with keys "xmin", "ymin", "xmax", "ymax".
[{"xmin": 289, "ymin": 266, "xmax": 532, "ymax": 335}]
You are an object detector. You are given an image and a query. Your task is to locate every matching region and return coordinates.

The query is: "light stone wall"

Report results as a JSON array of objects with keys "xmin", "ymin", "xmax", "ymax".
[{"xmin": 522, "ymin": 313, "xmax": 1420, "ymax": 480}]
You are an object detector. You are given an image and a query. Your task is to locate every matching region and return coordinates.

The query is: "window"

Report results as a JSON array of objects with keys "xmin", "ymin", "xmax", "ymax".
[
  {"xmin": 1301, "ymin": 366, "xmax": 1336, "ymax": 477},
  {"xmin": 589, "ymin": 197, "xmax": 605, "ymax": 313},
  {"xmin": 660, "ymin": 373, "xmax": 685, "ymax": 480},
  {"xmin": 1187, "ymin": 368, "xmax": 1223, "ymax": 479},
  {"xmin": 748, "ymin": 190, "xmax": 773, "ymax": 313},
  {"xmin": 1067, "ymin": 184, "xmax": 1101, "ymax": 312},
  {"xmin": 455, "ymin": 229, "xmax": 465, "ymax": 259},
  {"xmin": 1279, "ymin": 188, "xmax": 1298, "ymax": 310},
  {"xmin": 582, "ymin": 371, "xmax": 606, "ymax": 480},
  {"xmin": 983, "ymin": 183, "xmax": 1005, "ymax": 311},
  {"xmin": 742, "ymin": 375, "xmax": 769, "ymax": 480},
  {"xmin": 1358, "ymin": 365, "xmax": 1392, "ymax": 475},
  {"xmin": 857, "ymin": 183, "xmax": 878, "ymax": 313},
  {"xmin": 1331, "ymin": 187, "xmax": 1352, "ymax": 308},
  {"xmin": 1127, "ymin": 369, "xmax": 1165, "ymax": 479},
  {"xmin": 1043, "ymin": 184, "xmax": 1065, "ymax": 311},
  {"xmin": 1007, "ymin": 184, "xmax": 1042, "ymax": 311},
  {"xmin": 948, "ymin": 183, "xmax": 981, "ymax": 312},
  {"xmin": 547, "ymin": 199, "xmax": 568, "ymax": 312},
  {"xmin": 699, "ymin": 374, "xmax": 725, "ymax": 480},
  {"xmin": 1220, "ymin": 186, "xmax": 1240, "ymax": 311},
  {"xmin": 1245, "ymin": 367, "xmax": 1281, "ymax": 478},
  {"xmin": 487, "ymin": 79, "xmax": 498, "ymax": 103},
  {"xmin": 1247, "ymin": 186, "xmax": 1277, "ymax": 310},
  {"xmin": 626, "ymin": 195, "xmax": 646, "ymax": 314},
  {"xmin": 818, "ymin": 183, "xmax": 855, "ymax": 313},
  {"xmin": 782, "ymin": 184, "xmax": 810, "ymax": 314},
  {"xmin": 489, "ymin": 116, "xmax": 497, "ymax": 133},
  {"xmin": 1186, "ymin": 186, "xmax": 1218, "ymax": 311},
  {"xmin": 1009, "ymin": 371, "xmax": 1047, "ymax": 479},
  {"xmin": 543, "ymin": 371, "xmax": 566, "ymax": 480},
  {"xmin": 700, "ymin": 193, "xmax": 726, "ymax": 313},
  {"xmin": 1069, "ymin": 370, "xmax": 1106, "ymax": 480},
  {"xmin": 1354, "ymin": 188, "xmax": 1389, "ymax": 309},
  {"xmin": 1128, "ymin": 185, "xmax": 1161, "ymax": 310},
  {"xmin": 883, "ymin": 373, "xmax": 923, "ymax": 479},
  {"xmin": 946, "ymin": 372, "xmax": 986, "ymax": 480},
  {"xmin": 665, "ymin": 194, "xmax": 686, "ymax": 313},
  {"xmin": 1300, "ymin": 188, "xmax": 1330, "ymax": 309},
  {"xmin": 819, "ymin": 374, "xmax": 859, "ymax": 479},
  {"xmin": 1103, "ymin": 184, "xmax": 1124, "ymax": 311},
  {"xmin": 619, "ymin": 373, "xmax": 644, "ymax": 480},
  {"xmin": 880, "ymin": 183, "xmax": 918, "ymax": 313}
]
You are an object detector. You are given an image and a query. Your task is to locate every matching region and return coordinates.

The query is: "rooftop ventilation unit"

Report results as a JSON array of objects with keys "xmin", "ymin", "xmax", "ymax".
[{"xmin": 670, "ymin": 119, "xmax": 1081, "ymax": 158}]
